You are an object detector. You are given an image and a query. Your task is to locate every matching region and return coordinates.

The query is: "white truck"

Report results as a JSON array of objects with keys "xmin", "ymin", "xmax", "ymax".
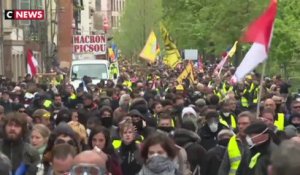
[{"xmin": 70, "ymin": 59, "xmax": 110, "ymax": 90}]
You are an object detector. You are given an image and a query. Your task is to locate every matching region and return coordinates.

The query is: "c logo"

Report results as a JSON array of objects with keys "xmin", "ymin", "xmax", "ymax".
[{"xmin": 4, "ymin": 10, "xmax": 13, "ymax": 19}]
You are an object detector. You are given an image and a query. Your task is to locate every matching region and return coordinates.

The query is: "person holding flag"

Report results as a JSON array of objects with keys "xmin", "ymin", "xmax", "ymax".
[
  {"xmin": 214, "ymin": 41, "xmax": 238, "ymax": 77},
  {"xmin": 231, "ymin": 0, "xmax": 277, "ymax": 83},
  {"xmin": 139, "ymin": 31, "xmax": 160, "ymax": 64},
  {"xmin": 27, "ymin": 49, "xmax": 39, "ymax": 76},
  {"xmin": 160, "ymin": 23, "xmax": 182, "ymax": 69}
]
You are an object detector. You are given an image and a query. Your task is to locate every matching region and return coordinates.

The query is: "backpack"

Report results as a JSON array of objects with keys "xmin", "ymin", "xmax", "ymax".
[{"xmin": 183, "ymin": 142, "xmax": 201, "ymax": 175}]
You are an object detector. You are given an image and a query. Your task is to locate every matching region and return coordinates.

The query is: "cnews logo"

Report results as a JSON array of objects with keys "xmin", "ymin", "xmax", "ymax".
[{"xmin": 4, "ymin": 10, "xmax": 44, "ymax": 20}]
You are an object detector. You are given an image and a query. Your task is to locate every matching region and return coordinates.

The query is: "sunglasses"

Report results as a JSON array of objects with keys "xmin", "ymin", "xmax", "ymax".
[
  {"xmin": 71, "ymin": 164, "xmax": 106, "ymax": 175},
  {"xmin": 54, "ymin": 138, "xmax": 76, "ymax": 147},
  {"xmin": 293, "ymin": 106, "xmax": 300, "ymax": 109}
]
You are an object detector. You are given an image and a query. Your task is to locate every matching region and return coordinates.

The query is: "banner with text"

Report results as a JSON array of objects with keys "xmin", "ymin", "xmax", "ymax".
[{"xmin": 73, "ymin": 35, "xmax": 107, "ymax": 55}]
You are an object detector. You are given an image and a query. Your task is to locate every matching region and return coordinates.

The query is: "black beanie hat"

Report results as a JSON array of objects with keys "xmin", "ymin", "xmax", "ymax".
[{"xmin": 244, "ymin": 121, "xmax": 268, "ymax": 135}]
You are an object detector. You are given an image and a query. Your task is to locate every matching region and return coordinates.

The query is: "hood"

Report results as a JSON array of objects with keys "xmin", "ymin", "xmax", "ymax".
[
  {"xmin": 181, "ymin": 106, "xmax": 197, "ymax": 119},
  {"xmin": 174, "ymin": 128, "xmax": 201, "ymax": 147}
]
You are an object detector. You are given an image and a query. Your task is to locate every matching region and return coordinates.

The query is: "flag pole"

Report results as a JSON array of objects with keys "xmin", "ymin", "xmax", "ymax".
[
  {"xmin": 217, "ymin": 54, "xmax": 229, "ymax": 77},
  {"xmin": 256, "ymin": 61, "xmax": 267, "ymax": 118}
]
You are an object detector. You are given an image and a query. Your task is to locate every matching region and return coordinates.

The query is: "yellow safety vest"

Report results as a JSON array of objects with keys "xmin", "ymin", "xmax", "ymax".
[
  {"xmin": 252, "ymin": 87, "xmax": 259, "ymax": 104},
  {"xmin": 221, "ymin": 83, "xmax": 233, "ymax": 95},
  {"xmin": 112, "ymin": 140, "xmax": 141, "ymax": 149},
  {"xmin": 228, "ymin": 136, "xmax": 242, "ymax": 175},
  {"xmin": 249, "ymin": 152, "xmax": 261, "ymax": 169},
  {"xmin": 241, "ymin": 89, "xmax": 249, "ymax": 108},
  {"xmin": 219, "ymin": 114, "xmax": 237, "ymax": 129},
  {"xmin": 248, "ymin": 83, "xmax": 255, "ymax": 93},
  {"xmin": 214, "ymin": 89, "xmax": 222, "ymax": 100},
  {"xmin": 112, "ymin": 140, "xmax": 122, "ymax": 149},
  {"xmin": 70, "ymin": 93, "xmax": 77, "ymax": 100},
  {"xmin": 274, "ymin": 113, "xmax": 285, "ymax": 131},
  {"xmin": 43, "ymin": 100, "xmax": 52, "ymax": 108},
  {"xmin": 123, "ymin": 80, "xmax": 132, "ymax": 91}
]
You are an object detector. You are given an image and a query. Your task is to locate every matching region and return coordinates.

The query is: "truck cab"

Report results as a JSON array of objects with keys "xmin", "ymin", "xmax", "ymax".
[{"xmin": 70, "ymin": 59, "xmax": 110, "ymax": 90}]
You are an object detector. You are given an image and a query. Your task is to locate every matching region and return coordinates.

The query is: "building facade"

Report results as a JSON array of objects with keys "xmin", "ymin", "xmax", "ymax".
[
  {"xmin": 1, "ymin": 0, "xmax": 43, "ymax": 81},
  {"xmin": 0, "ymin": 0, "xmax": 125, "ymax": 81},
  {"xmin": 93, "ymin": 0, "xmax": 125, "ymax": 33}
]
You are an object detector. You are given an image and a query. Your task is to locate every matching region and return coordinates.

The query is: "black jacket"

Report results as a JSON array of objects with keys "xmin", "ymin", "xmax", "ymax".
[
  {"xmin": 116, "ymin": 141, "xmax": 142, "ymax": 175},
  {"xmin": 198, "ymin": 123, "xmax": 227, "ymax": 151},
  {"xmin": 174, "ymin": 128, "xmax": 207, "ymax": 173},
  {"xmin": 202, "ymin": 145, "xmax": 226, "ymax": 175},
  {"xmin": 238, "ymin": 140, "xmax": 277, "ymax": 175},
  {"xmin": 0, "ymin": 139, "xmax": 40, "ymax": 175},
  {"xmin": 0, "ymin": 100, "xmax": 13, "ymax": 113},
  {"xmin": 77, "ymin": 103, "xmax": 99, "ymax": 127}
]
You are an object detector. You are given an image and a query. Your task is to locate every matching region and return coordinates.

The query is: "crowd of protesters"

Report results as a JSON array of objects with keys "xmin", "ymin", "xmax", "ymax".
[{"xmin": 0, "ymin": 60, "xmax": 300, "ymax": 175}]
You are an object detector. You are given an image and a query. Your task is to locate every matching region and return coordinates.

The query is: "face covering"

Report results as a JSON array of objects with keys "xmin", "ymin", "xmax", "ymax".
[
  {"xmin": 246, "ymin": 135, "xmax": 255, "ymax": 149},
  {"xmin": 146, "ymin": 154, "xmax": 176, "ymax": 173},
  {"xmin": 101, "ymin": 117, "xmax": 113, "ymax": 128},
  {"xmin": 246, "ymin": 128, "xmax": 269, "ymax": 149},
  {"xmin": 133, "ymin": 120, "xmax": 143, "ymax": 132},
  {"xmin": 223, "ymin": 112, "xmax": 230, "ymax": 117},
  {"xmin": 208, "ymin": 122, "xmax": 218, "ymax": 133},
  {"xmin": 218, "ymin": 138, "xmax": 230, "ymax": 147},
  {"xmin": 158, "ymin": 126, "xmax": 174, "ymax": 133}
]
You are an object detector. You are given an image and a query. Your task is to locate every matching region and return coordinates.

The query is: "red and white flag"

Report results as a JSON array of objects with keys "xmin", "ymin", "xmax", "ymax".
[
  {"xmin": 232, "ymin": 0, "xmax": 277, "ymax": 83},
  {"xmin": 27, "ymin": 49, "xmax": 38, "ymax": 76}
]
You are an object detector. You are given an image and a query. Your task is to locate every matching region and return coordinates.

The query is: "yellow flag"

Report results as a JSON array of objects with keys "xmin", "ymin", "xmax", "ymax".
[
  {"xmin": 160, "ymin": 23, "xmax": 181, "ymax": 68},
  {"xmin": 108, "ymin": 48, "xmax": 115, "ymax": 62},
  {"xmin": 139, "ymin": 31, "xmax": 158, "ymax": 63},
  {"xmin": 228, "ymin": 41, "xmax": 238, "ymax": 57},
  {"xmin": 177, "ymin": 62, "xmax": 195, "ymax": 84}
]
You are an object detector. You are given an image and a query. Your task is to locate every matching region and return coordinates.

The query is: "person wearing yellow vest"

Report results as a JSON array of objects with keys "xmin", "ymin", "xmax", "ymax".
[
  {"xmin": 219, "ymin": 101, "xmax": 238, "ymax": 131},
  {"xmin": 114, "ymin": 121, "xmax": 143, "ymax": 175},
  {"xmin": 240, "ymin": 121, "xmax": 277, "ymax": 175},
  {"xmin": 109, "ymin": 63, "xmax": 119, "ymax": 80},
  {"xmin": 63, "ymin": 84, "xmax": 77, "ymax": 109},
  {"xmin": 218, "ymin": 111, "xmax": 254, "ymax": 175},
  {"xmin": 151, "ymin": 101, "xmax": 163, "ymax": 122},
  {"xmin": 220, "ymin": 82, "xmax": 234, "ymax": 98},
  {"xmin": 238, "ymin": 76, "xmax": 257, "ymax": 110},
  {"xmin": 263, "ymin": 98, "xmax": 288, "ymax": 131}
]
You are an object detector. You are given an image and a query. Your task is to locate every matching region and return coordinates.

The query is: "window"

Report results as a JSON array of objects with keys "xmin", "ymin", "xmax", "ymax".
[
  {"xmin": 12, "ymin": 55, "xmax": 16, "ymax": 80},
  {"xmin": 35, "ymin": 0, "xmax": 44, "ymax": 9},
  {"xmin": 20, "ymin": 54, "xmax": 24, "ymax": 74},
  {"xmin": 111, "ymin": 0, "xmax": 114, "ymax": 11},
  {"xmin": 16, "ymin": 54, "xmax": 21, "ymax": 78},
  {"xmin": 116, "ymin": 0, "xmax": 118, "ymax": 11},
  {"xmin": 111, "ymin": 16, "xmax": 114, "ymax": 28},
  {"xmin": 71, "ymin": 64, "xmax": 108, "ymax": 80},
  {"xmin": 95, "ymin": 0, "xmax": 101, "ymax": 11}
]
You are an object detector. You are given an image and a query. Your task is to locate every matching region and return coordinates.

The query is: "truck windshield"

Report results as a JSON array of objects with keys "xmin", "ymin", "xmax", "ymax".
[{"xmin": 72, "ymin": 64, "xmax": 108, "ymax": 80}]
